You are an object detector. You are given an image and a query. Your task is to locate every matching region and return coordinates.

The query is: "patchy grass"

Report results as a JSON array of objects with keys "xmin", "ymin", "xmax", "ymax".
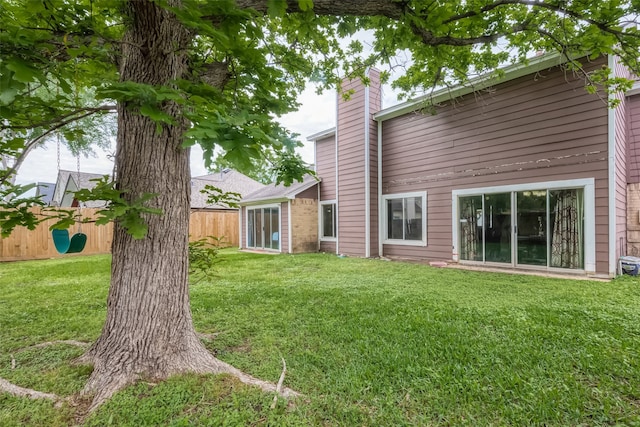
[{"xmin": 2, "ymin": 251, "xmax": 640, "ymax": 425}]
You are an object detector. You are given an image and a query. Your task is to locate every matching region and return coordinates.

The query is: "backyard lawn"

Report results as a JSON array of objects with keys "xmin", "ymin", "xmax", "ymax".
[{"xmin": 1, "ymin": 250, "xmax": 640, "ymax": 426}]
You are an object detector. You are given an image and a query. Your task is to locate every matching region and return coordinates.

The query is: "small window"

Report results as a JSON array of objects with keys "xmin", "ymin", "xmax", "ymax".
[
  {"xmin": 383, "ymin": 192, "xmax": 426, "ymax": 246},
  {"xmin": 320, "ymin": 202, "xmax": 336, "ymax": 240}
]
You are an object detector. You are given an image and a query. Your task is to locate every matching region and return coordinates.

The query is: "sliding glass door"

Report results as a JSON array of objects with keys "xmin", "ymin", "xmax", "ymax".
[
  {"xmin": 247, "ymin": 206, "xmax": 280, "ymax": 251},
  {"xmin": 458, "ymin": 187, "xmax": 584, "ymax": 270}
]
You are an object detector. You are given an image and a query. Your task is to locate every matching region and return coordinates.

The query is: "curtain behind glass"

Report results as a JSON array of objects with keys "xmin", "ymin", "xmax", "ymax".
[{"xmin": 550, "ymin": 189, "xmax": 584, "ymax": 269}]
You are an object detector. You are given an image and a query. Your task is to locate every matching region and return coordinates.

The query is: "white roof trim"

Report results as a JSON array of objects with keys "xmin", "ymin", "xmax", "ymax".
[
  {"xmin": 373, "ymin": 52, "xmax": 568, "ymax": 122},
  {"xmin": 239, "ymin": 178, "xmax": 320, "ymax": 205},
  {"xmin": 307, "ymin": 127, "xmax": 336, "ymax": 141},
  {"xmin": 626, "ymin": 81, "xmax": 640, "ymax": 97}
]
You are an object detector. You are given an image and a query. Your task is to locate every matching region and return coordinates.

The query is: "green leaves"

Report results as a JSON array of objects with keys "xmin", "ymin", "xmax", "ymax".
[
  {"xmin": 200, "ymin": 185, "xmax": 241, "ymax": 209},
  {"xmin": 272, "ymin": 150, "xmax": 316, "ymax": 187},
  {"xmin": 0, "ymin": 182, "xmax": 46, "ymax": 237},
  {"xmin": 71, "ymin": 176, "xmax": 162, "ymax": 240}
]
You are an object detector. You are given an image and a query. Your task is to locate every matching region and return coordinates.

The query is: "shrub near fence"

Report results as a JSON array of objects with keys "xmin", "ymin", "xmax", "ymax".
[{"xmin": 0, "ymin": 207, "xmax": 239, "ymax": 261}]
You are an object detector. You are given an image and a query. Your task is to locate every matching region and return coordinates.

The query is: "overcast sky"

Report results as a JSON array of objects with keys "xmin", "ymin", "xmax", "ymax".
[{"xmin": 16, "ymin": 79, "xmax": 402, "ymax": 186}]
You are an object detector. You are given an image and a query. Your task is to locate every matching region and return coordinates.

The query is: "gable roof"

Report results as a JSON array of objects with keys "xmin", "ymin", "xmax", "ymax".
[
  {"xmin": 52, "ymin": 169, "xmax": 109, "ymax": 208},
  {"xmin": 240, "ymin": 174, "xmax": 319, "ymax": 205},
  {"xmin": 190, "ymin": 169, "xmax": 265, "ymax": 209}
]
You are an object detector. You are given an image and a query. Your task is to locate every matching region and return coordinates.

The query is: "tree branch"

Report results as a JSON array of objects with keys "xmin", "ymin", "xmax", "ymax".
[
  {"xmin": 443, "ymin": 0, "xmax": 640, "ymax": 40},
  {"xmin": 233, "ymin": 0, "xmax": 406, "ymax": 19},
  {"xmin": 0, "ymin": 108, "xmax": 113, "ymax": 188},
  {"xmin": 411, "ymin": 22, "xmax": 530, "ymax": 46},
  {"xmin": 1, "ymin": 105, "xmax": 116, "ymax": 131}
]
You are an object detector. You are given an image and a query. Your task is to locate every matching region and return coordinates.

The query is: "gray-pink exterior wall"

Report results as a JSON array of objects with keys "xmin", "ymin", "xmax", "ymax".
[
  {"xmin": 380, "ymin": 61, "xmax": 611, "ymax": 274},
  {"xmin": 614, "ymin": 57, "xmax": 630, "ymax": 264},
  {"xmin": 628, "ymin": 95, "xmax": 640, "ymax": 183},
  {"xmin": 316, "ymin": 135, "xmax": 337, "ymax": 253},
  {"xmin": 335, "ymin": 69, "xmax": 381, "ymax": 257}
]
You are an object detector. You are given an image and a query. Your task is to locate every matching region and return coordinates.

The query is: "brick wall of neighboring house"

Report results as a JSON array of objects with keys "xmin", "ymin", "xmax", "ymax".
[{"xmin": 290, "ymin": 198, "xmax": 318, "ymax": 253}]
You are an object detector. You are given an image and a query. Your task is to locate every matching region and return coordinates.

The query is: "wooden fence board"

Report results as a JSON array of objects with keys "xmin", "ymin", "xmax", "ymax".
[{"xmin": 0, "ymin": 207, "xmax": 238, "ymax": 262}]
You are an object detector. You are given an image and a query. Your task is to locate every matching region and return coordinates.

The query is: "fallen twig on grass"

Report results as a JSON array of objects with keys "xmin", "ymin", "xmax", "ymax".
[{"xmin": 271, "ymin": 357, "xmax": 287, "ymax": 410}]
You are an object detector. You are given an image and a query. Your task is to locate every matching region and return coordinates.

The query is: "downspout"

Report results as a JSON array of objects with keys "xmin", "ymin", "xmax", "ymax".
[
  {"xmin": 607, "ymin": 54, "xmax": 617, "ymax": 276},
  {"xmin": 317, "ymin": 180, "xmax": 321, "ymax": 252},
  {"xmin": 335, "ymin": 89, "xmax": 340, "ymax": 255},
  {"xmin": 288, "ymin": 200, "xmax": 293, "ymax": 254},
  {"xmin": 315, "ymin": 139, "xmax": 320, "ymax": 252},
  {"xmin": 364, "ymin": 70, "xmax": 371, "ymax": 258},
  {"xmin": 378, "ymin": 120, "xmax": 384, "ymax": 258}
]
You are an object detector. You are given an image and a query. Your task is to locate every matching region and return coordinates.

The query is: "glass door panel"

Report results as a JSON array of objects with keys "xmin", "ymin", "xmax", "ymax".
[
  {"xmin": 255, "ymin": 210, "xmax": 263, "ymax": 248},
  {"xmin": 516, "ymin": 190, "xmax": 547, "ymax": 266},
  {"xmin": 549, "ymin": 189, "xmax": 584, "ymax": 269},
  {"xmin": 459, "ymin": 196, "xmax": 483, "ymax": 261},
  {"xmin": 264, "ymin": 208, "xmax": 272, "ymax": 249},
  {"xmin": 270, "ymin": 209, "xmax": 279, "ymax": 249},
  {"xmin": 247, "ymin": 210, "xmax": 255, "ymax": 247},
  {"xmin": 484, "ymin": 193, "xmax": 512, "ymax": 263}
]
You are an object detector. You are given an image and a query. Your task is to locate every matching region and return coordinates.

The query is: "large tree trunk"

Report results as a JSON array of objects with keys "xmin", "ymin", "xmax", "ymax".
[
  {"xmin": 77, "ymin": 0, "xmax": 204, "ymax": 403},
  {"xmin": 77, "ymin": 0, "xmax": 296, "ymax": 410}
]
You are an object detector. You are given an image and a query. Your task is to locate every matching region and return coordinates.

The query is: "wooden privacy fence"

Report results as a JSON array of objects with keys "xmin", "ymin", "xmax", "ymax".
[{"xmin": 0, "ymin": 207, "xmax": 239, "ymax": 262}]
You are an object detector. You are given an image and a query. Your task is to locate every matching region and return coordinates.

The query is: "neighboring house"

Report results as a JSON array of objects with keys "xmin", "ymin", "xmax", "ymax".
[
  {"xmin": 35, "ymin": 182, "xmax": 55, "ymax": 205},
  {"xmin": 51, "ymin": 169, "xmax": 108, "ymax": 208},
  {"xmin": 238, "ymin": 174, "xmax": 319, "ymax": 253},
  {"xmin": 191, "ymin": 169, "xmax": 264, "ymax": 210},
  {"xmin": 242, "ymin": 52, "xmax": 640, "ymax": 277}
]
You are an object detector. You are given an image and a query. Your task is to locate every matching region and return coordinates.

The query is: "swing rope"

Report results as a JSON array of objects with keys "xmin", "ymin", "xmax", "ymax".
[{"xmin": 51, "ymin": 119, "xmax": 87, "ymax": 254}]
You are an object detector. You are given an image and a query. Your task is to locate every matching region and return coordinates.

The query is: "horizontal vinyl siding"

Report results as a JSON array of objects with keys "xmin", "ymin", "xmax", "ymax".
[
  {"xmin": 628, "ymin": 95, "xmax": 640, "ymax": 183},
  {"xmin": 319, "ymin": 241, "xmax": 336, "ymax": 253},
  {"xmin": 295, "ymin": 185, "xmax": 318, "ymax": 200},
  {"xmin": 368, "ymin": 72, "xmax": 381, "ymax": 256},
  {"xmin": 381, "ymin": 60, "xmax": 609, "ymax": 274},
  {"xmin": 615, "ymin": 59, "xmax": 629, "ymax": 260},
  {"xmin": 337, "ymin": 76, "xmax": 367, "ymax": 256},
  {"xmin": 316, "ymin": 135, "xmax": 336, "ymax": 200}
]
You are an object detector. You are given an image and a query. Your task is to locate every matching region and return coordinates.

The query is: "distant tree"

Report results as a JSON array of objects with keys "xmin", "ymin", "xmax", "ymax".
[
  {"xmin": 211, "ymin": 131, "xmax": 310, "ymax": 184},
  {"xmin": 1, "ymin": 0, "xmax": 639, "ymax": 411}
]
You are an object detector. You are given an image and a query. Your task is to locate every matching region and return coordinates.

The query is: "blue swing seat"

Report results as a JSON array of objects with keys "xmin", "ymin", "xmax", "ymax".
[{"xmin": 52, "ymin": 229, "xmax": 87, "ymax": 254}]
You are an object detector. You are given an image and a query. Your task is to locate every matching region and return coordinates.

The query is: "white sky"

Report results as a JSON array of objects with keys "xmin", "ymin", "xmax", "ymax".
[{"xmin": 16, "ymin": 79, "xmax": 402, "ymax": 186}]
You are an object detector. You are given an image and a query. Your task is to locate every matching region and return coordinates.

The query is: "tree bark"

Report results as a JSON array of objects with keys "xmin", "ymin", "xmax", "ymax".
[
  {"xmin": 76, "ymin": 0, "xmax": 298, "ymax": 410},
  {"xmin": 77, "ymin": 0, "xmax": 214, "ymax": 406}
]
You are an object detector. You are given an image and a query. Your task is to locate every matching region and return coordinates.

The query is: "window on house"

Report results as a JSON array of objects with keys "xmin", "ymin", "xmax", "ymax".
[
  {"xmin": 383, "ymin": 192, "xmax": 427, "ymax": 245},
  {"xmin": 320, "ymin": 202, "xmax": 336, "ymax": 240}
]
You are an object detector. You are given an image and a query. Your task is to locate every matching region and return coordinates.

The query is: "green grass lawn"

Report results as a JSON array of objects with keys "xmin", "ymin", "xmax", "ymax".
[{"xmin": 2, "ymin": 251, "xmax": 640, "ymax": 426}]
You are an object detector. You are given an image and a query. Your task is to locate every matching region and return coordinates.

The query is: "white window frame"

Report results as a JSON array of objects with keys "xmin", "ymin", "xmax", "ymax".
[
  {"xmin": 382, "ymin": 191, "xmax": 427, "ymax": 246},
  {"xmin": 451, "ymin": 178, "xmax": 596, "ymax": 273},
  {"xmin": 246, "ymin": 203, "xmax": 281, "ymax": 252},
  {"xmin": 319, "ymin": 200, "xmax": 337, "ymax": 242}
]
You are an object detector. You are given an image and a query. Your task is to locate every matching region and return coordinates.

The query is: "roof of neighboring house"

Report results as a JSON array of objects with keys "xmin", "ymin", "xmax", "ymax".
[
  {"xmin": 240, "ymin": 174, "xmax": 320, "ymax": 205},
  {"xmin": 191, "ymin": 169, "xmax": 265, "ymax": 209},
  {"xmin": 35, "ymin": 182, "xmax": 55, "ymax": 205},
  {"xmin": 52, "ymin": 169, "xmax": 109, "ymax": 208}
]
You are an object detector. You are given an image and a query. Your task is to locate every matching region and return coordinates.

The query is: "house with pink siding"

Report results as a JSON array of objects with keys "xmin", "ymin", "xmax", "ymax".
[{"xmin": 241, "ymin": 52, "xmax": 640, "ymax": 278}]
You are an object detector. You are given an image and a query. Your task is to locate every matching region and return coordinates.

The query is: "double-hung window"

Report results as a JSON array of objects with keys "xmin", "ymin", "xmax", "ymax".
[
  {"xmin": 320, "ymin": 201, "xmax": 337, "ymax": 240},
  {"xmin": 383, "ymin": 192, "xmax": 427, "ymax": 246}
]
